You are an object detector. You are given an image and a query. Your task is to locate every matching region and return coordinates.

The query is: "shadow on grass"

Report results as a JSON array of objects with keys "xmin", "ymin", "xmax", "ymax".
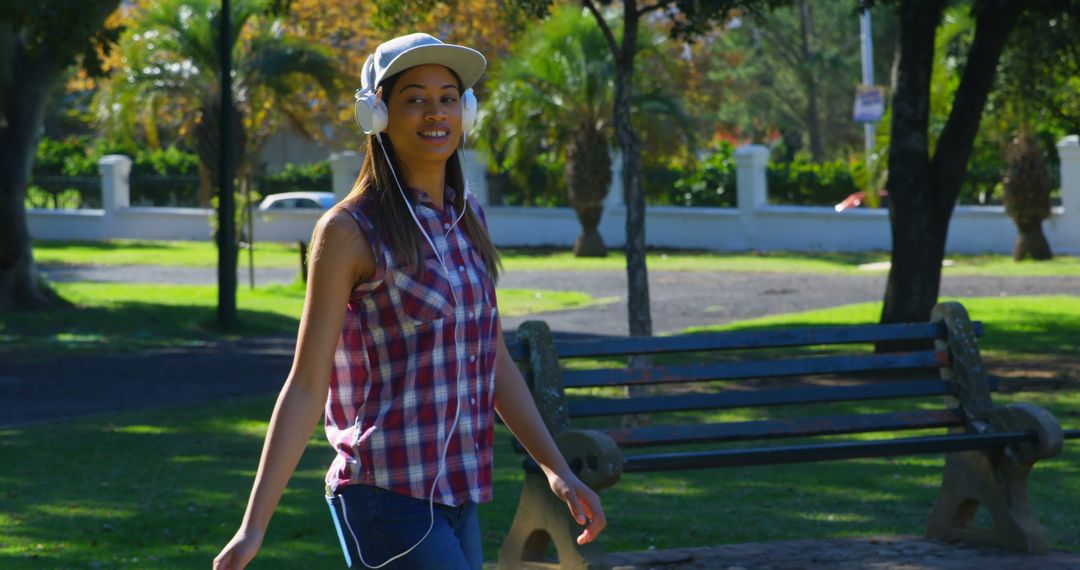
[
  {"xmin": 32, "ymin": 239, "xmax": 186, "ymax": 252},
  {"xmin": 1, "ymin": 392, "xmax": 1077, "ymax": 570},
  {"xmin": 0, "ymin": 300, "xmax": 298, "ymax": 361},
  {"xmin": 0, "ymin": 395, "xmax": 339, "ymax": 569}
]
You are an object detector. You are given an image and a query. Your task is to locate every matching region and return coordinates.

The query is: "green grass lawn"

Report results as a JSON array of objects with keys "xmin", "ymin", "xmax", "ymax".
[
  {"xmin": 32, "ymin": 239, "xmax": 305, "ymax": 270},
  {"xmin": 0, "ymin": 375, "xmax": 1075, "ymax": 568},
  {"xmin": 31, "ymin": 239, "xmax": 1080, "ymax": 276},
  {"xmin": 682, "ymin": 295, "xmax": 1080, "ymax": 362},
  {"xmin": 1, "ymin": 298, "xmax": 1077, "ymax": 567},
  {"xmin": 0, "ymin": 281, "xmax": 614, "ymax": 362}
]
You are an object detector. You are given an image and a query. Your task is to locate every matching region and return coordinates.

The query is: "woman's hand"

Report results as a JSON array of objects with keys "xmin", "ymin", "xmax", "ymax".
[
  {"xmin": 545, "ymin": 469, "xmax": 607, "ymax": 545},
  {"xmin": 212, "ymin": 526, "xmax": 264, "ymax": 570}
]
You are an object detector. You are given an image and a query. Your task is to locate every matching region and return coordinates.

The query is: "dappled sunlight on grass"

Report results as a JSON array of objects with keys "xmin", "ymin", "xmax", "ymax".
[
  {"xmin": 617, "ymin": 475, "xmax": 709, "ymax": 497},
  {"xmin": 167, "ymin": 455, "xmax": 215, "ymax": 464},
  {"xmin": 112, "ymin": 424, "xmax": 180, "ymax": 435},
  {"xmin": 2, "ymin": 386, "xmax": 1077, "ymax": 567},
  {"xmin": 496, "ymin": 289, "xmax": 616, "ymax": 317},
  {"xmin": 793, "ymin": 511, "xmax": 873, "ymax": 524},
  {"xmin": 33, "ymin": 239, "xmax": 303, "ymax": 269},
  {"xmin": 0, "ymin": 393, "xmax": 346, "ymax": 568},
  {"xmin": 2, "ymin": 282, "xmax": 610, "ymax": 362},
  {"xmin": 681, "ymin": 296, "xmax": 1080, "ymax": 360},
  {"xmin": 2, "ymin": 288, "xmax": 1077, "ymax": 566},
  {"xmin": 198, "ymin": 417, "xmax": 271, "ymax": 438},
  {"xmin": 31, "ymin": 502, "xmax": 137, "ymax": 521}
]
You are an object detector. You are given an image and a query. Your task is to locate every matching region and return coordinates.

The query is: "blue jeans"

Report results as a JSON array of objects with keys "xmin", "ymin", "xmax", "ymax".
[{"xmin": 326, "ymin": 484, "xmax": 482, "ymax": 570}]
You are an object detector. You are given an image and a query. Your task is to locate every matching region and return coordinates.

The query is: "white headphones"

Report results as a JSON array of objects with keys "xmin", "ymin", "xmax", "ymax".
[{"xmin": 354, "ymin": 85, "xmax": 478, "ymax": 135}]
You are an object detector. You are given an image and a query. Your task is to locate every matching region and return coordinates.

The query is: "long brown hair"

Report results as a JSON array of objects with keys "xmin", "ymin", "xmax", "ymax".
[{"xmin": 344, "ymin": 70, "xmax": 501, "ymax": 284}]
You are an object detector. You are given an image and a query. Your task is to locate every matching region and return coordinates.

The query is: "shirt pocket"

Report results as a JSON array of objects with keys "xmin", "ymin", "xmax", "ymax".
[{"xmin": 390, "ymin": 258, "xmax": 455, "ymax": 324}]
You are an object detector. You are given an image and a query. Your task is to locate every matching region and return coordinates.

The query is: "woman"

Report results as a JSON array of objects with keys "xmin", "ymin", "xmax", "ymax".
[{"xmin": 213, "ymin": 33, "xmax": 605, "ymax": 570}]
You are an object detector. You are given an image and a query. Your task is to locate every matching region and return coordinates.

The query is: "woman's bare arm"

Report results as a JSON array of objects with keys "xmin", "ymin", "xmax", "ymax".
[
  {"xmin": 213, "ymin": 208, "xmax": 374, "ymax": 570},
  {"xmin": 492, "ymin": 321, "xmax": 607, "ymax": 545}
]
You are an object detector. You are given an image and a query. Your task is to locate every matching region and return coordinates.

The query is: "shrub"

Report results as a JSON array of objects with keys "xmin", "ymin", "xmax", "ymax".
[
  {"xmin": 766, "ymin": 153, "xmax": 859, "ymax": 206},
  {"xmin": 29, "ymin": 137, "xmax": 203, "ymax": 208},
  {"xmin": 668, "ymin": 141, "xmax": 737, "ymax": 208},
  {"xmin": 259, "ymin": 161, "xmax": 332, "ymax": 195}
]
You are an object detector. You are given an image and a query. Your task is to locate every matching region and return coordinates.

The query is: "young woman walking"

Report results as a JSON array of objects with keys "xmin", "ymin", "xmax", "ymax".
[{"xmin": 213, "ymin": 33, "xmax": 605, "ymax": 570}]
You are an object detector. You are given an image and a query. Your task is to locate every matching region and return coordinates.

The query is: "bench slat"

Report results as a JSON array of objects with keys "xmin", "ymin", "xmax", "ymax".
[
  {"xmin": 562, "ymin": 351, "xmax": 943, "ymax": 388},
  {"xmin": 618, "ymin": 431, "xmax": 1035, "ymax": 473},
  {"xmin": 506, "ymin": 322, "xmax": 984, "ymax": 360},
  {"xmin": 604, "ymin": 409, "xmax": 965, "ymax": 448},
  {"xmin": 566, "ymin": 377, "xmax": 999, "ymax": 417}
]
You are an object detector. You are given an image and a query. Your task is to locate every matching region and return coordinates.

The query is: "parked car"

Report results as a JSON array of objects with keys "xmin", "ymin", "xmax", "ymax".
[
  {"xmin": 834, "ymin": 190, "xmax": 889, "ymax": 212},
  {"xmin": 257, "ymin": 191, "xmax": 336, "ymax": 211}
]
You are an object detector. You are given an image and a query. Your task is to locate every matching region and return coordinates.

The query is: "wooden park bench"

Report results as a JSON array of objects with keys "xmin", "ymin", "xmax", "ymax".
[{"xmin": 497, "ymin": 301, "xmax": 1079, "ymax": 570}]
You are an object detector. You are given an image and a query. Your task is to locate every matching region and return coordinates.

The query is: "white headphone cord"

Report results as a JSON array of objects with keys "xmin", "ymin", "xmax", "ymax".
[{"xmin": 340, "ymin": 133, "xmax": 466, "ymax": 569}]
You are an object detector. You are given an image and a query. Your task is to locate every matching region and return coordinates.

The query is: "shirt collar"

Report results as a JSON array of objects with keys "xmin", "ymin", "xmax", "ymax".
[{"xmin": 410, "ymin": 185, "xmax": 457, "ymax": 208}]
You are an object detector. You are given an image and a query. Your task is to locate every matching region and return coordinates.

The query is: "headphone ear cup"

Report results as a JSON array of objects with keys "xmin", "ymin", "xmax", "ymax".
[
  {"xmin": 461, "ymin": 89, "xmax": 477, "ymax": 133},
  {"xmin": 354, "ymin": 92, "xmax": 388, "ymax": 135}
]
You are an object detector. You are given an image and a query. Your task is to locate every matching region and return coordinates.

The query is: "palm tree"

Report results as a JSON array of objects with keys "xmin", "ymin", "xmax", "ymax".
[
  {"xmin": 477, "ymin": 5, "xmax": 690, "ymax": 257},
  {"xmin": 1002, "ymin": 130, "xmax": 1054, "ymax": 260},
  {"xmin": 96, "ymin": 0, "xmax": 339, "ymax": 206}
]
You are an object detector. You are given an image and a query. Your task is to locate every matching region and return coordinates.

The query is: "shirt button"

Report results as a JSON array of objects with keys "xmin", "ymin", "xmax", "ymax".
[
  {"xmin": 443, "ymin": 222, "xmax": 451, "ymax": 230},
  {"xmin": 470, "ymin": 397, "xmax": 476, "ymax": 404},
  {"xmin": 458, "ymin": 266, "xmax": 465, "ymax": 272},
  {"xmin": 469, "ymin": 355, "xmax": 476, "ymax": 363}
]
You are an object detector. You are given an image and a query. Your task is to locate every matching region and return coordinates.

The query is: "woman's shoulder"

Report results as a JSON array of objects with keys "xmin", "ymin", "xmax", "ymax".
[
  {"xmin": 313, "ymin": 203, "xmax": 377, "ymax": 281},
  {"xmin": 312, "ymin": 208, "xmax": 367, "ymax": 260}
]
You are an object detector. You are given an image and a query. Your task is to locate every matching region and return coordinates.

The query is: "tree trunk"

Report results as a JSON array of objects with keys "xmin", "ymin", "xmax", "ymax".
[
  {"xmin": 881, "ymin": 0, "xmax": 1024, "ymax": 334},
  {"xmin": 880, "ymin": 0, "xmax": 944, "ymax": 331},
  {"xmin": 196, "ymin": 100, "xmax": 221, "ymax": 208},
  {"xmin": 565, "ymin": 121, "xmax": 610, "ymax": 257},
  {"xmin": 798, "ymin": 0, "xmax": 824, "ymax": 162},
  {"xmin": 614, "ymin": 0, "xmax": 652, "ymax": 428},
  {"xmin": 1013, "ymin": 222, "xmax": 1052, "ymax": 261},
  {"xmin": 0, "ymin": 31, "xmax": 70, "ymax": 311},
  {"xmin": 615, "ymin": 2, "xmax": 651, "ymax": 340}
]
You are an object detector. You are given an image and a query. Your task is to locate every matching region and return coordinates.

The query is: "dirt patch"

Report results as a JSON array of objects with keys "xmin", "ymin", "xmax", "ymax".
[{"xmin": 985, "ymin": 356, "xmax": 1080, "ymax": 393}]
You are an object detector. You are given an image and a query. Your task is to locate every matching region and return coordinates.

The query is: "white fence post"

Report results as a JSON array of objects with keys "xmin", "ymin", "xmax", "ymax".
[
  {"xmin": 99, "ymin": 155, "xmax": 132, "ymax": 214},
  {"xmin": 461, "ymin": 149, "xmax": 489, "ymax": 205},
  {"xmin": 330, "ymin": 151, "xmax": 363, "ymax": 204},
  {"xmin": 734, "ymin": 144, "xmax": 769, "ymax": 249},
  {"xmin": 1056, "ymin": 135, "xmax": 1080, "ymax": 252},
  {"xmin": 605, "ymin": 149, "xmax": 624, "ymax": 211}
]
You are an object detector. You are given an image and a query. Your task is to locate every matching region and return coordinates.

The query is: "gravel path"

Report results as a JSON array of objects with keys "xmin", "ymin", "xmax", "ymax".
[
  {"xmin": 3, "ymin": 263, "xmax": 1075, "ymax": 428},
  {"xmin": 498, "ymin": 269, "xmax": 1078, "ymax": 335}
]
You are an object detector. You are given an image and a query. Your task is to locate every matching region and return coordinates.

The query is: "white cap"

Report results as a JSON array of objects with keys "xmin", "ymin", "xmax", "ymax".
[{"xmin": 360, "ymin": 33, "xmax": 486, "ymax": 94}]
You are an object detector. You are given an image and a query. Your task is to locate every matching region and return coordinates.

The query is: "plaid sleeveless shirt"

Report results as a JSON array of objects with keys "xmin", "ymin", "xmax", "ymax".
[{"xmin": 324, "ymin": 186, "xmax": 499, "ymax": 506}]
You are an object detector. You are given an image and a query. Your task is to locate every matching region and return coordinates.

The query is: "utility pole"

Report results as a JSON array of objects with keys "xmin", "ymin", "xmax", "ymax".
[
  {"xmin": 218, "ymin": 0, "xmax": 238, "ymax": 329},
  {"xmin": 859, "ymin": 6, "xmax": 878, "ymax": 207}
]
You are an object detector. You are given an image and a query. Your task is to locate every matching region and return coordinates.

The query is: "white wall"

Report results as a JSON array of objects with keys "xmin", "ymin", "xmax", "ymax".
[{"xmin": 26, "ymin": 136, "xmax": 1080, "ymax": 254}]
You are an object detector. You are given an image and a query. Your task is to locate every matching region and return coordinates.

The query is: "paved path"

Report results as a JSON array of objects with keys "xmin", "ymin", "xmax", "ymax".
[
  {"xmin": 497, "ymin": 269, "xmax": 1079, "ymax": 336},
  {"xmin": 585, "ymin": 535, "xmax": 1080, "ymax": 569}
]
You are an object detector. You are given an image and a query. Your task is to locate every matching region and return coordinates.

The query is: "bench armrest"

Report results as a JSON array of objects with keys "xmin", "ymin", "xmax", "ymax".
[
  {"xmin": 556, "ymin": 428, "xmax": 624, "ymax": 492},
  {"xmin": 985, "ymin": 403, "xmax": 1064, "ymax": 462}
]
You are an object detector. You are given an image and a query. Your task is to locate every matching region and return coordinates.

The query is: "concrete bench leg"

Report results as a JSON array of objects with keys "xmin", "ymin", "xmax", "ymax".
[
  {"xmin": 926, "ymin": 403, "xmax": 1064, "ymax": 553},
  {"xmin": 498, "ymin": 472, "xmax": 609, "ymax": 570}
]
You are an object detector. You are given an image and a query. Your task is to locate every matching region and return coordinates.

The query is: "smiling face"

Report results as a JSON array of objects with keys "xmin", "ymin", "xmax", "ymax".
[{"xmin": 381, "ymin": 64, "xmax": 463, "ymax": 172}]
